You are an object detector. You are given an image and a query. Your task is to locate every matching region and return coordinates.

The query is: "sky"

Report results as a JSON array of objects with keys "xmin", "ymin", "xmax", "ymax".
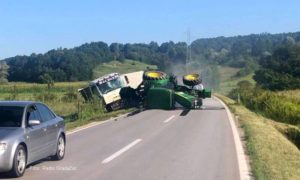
[{"xmin": 1, "ymin": 0, "xmax": 300, "ymax": 59}]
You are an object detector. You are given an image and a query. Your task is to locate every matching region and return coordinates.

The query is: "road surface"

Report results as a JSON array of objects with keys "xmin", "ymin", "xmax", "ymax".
[{"xmin": 1, "ymin": 98, "xmax": 240, "ymax": 180}]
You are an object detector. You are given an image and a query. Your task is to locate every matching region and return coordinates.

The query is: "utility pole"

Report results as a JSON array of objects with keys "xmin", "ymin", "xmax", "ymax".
[{"xmin": 186, "ymin": 28, "xmax": 192, "ymax": 73}]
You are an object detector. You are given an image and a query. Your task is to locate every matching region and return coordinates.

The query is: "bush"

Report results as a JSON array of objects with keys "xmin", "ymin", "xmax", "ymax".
[
  {"xmin": 254, "ymin": 44, "xmax": 300, "ymax": 90},
  {"xmin": 235, "ymin": 66, "xmax": 253, "ymax": 77},
  {"xmin": 35, "ymin": 93, "xmax": 58, "ymax": 102},
  {"xmin": 229, "ymin": 82, "xmax": 300, "ymax": 125}
]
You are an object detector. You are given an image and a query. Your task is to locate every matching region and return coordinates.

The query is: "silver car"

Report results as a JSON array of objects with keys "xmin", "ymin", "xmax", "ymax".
[{"xmin": 0, "ymin": 101, "xmax": 66, "ymax": 177}]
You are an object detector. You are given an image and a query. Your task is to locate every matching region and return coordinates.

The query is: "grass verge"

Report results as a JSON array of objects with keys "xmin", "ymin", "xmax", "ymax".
[
  {"xmin": 65, "ymin": 108, "xmax": 135, "ymax": 131},
  {"xmin": 215, "ymin": 94, "xmax": 300, "ymax": 180}
]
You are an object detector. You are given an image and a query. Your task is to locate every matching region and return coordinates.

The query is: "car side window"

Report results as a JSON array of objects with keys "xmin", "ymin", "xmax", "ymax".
[
  {"xmin": 26, "ymin": 105, "xmax": 41, "ymax": 126},
  {"xmin": 36, "ymin": 104, "xmax": 56, "ymax": 122},
  {"xmin": 28, "ymin": 111, "xmax": 37, "ymax": 121}
]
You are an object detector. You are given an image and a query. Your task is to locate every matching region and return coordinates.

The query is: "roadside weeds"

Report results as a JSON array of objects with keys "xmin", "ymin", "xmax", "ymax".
[{"xmin": 216, "ymin": 94, "xmax": 300, "ymax": 180}]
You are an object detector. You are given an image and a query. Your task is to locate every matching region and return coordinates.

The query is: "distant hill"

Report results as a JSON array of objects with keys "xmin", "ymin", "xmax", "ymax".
[
  {"xmin": 3, "ymin": 31, "xmax": 300, "ymax": 82},
  {"xmin": 191, "ymin": 31, "xmax": 300, "ymax": 68}
]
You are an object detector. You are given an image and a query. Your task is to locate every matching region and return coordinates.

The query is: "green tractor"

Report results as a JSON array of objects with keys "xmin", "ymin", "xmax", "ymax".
[{"xmin": 120, "ymin": 71, "xmax": 211, "ymax": 110}]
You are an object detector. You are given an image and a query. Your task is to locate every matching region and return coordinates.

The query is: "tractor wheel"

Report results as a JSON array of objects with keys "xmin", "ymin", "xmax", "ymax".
[
  {"xmin": 143, "ymin": 71, "xmax": 167, "ymax": 81},
  {"xmin": 183, "ymin": 73, "xmax": 202, "ymax": 86}
]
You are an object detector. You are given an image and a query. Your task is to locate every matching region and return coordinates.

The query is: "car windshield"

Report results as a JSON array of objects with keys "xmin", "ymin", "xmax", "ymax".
[
  {"xmin": 97, "ymin": 77, "xmax": 124, "ymax": 94},
  {"xmin": 0, "ymin": 106, "xmax": 24, "ymax": 127}
]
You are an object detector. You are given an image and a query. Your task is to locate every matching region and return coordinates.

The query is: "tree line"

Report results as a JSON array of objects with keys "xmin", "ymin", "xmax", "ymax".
[
  {"xmin": 3, "ymin": 41, "xmax": 187, "ymax": 82},
  {"xmin": 2, "ymin": 31, "xmax": 300, "ymax": 84}
]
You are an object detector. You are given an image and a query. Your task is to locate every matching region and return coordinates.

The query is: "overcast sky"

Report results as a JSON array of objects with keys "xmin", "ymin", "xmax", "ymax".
[{"xmin": 1, "ymin": 0, "xmax": 300, "ymax": 59}]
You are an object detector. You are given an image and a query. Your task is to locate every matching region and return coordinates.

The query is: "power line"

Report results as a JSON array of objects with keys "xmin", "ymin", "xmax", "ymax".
[{"xmin": 186, "ymin": 28, "xmax": 192, "ymax": 72}]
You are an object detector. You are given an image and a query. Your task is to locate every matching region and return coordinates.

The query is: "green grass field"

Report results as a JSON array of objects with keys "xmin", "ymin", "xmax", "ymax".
[
  {"xmin": 0, "ymin": 81, "xmax": 135, "ymax": 130},
  {"xmin": 277, "ymin": 89, "xmax": 300, "ymax": 102},
  {"xmin": 93, "ymin": 59, "xmax": 157, "ymax": 78},
  {"xmin": 0, "ymin": 60, "xmax": 156, "ymax": 129},
  {"xmin": 217, "ymin": 66, "xmax": 256, "ymax": 95},
  {"xmin": 0, "ymin": 82, "xmax": 88, "ymax": 116}
]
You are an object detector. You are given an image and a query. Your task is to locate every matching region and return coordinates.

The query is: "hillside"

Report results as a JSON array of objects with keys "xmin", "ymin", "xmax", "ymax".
[
  {"xmin": 93, "ymin": 59, "xmax": 157, "ymax": 78},
  {"xmin": 219, "ymin": 73, "xmax": 255, "ymax": 95}
]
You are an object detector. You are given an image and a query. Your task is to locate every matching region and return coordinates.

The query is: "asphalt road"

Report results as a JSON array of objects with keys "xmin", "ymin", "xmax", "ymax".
[{"xmin": 1, "ymin": 98, "xmax": 240, "ymax": 180}]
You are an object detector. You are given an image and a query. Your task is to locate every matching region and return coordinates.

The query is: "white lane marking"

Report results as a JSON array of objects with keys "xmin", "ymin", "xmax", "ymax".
[
  {"xmin": 102, "ymin": 139, "xmax": 142, "ymax": 164},
  {"xmin": 163, "ymin": 115, "xmax": 176, "ymax": 123},
  {"xmin": 214, "ymin": 96, "xmax": 251, "ymax": 180}
]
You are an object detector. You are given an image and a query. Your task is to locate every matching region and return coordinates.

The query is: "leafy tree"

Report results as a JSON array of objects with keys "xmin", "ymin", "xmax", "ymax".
[
  {"xmin": 0, "ymin": 61, "xmax": 9, "ymax": 83},
  {"xmin": 39, "ymin": 73, "xmax": 54, "ymax": 89},
  {"xmin": 254, "ymin": 44, "xmax": 300, "ymax": 90}
]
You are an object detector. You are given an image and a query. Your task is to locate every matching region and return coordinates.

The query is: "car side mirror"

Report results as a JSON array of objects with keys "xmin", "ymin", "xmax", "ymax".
[{"xmin": 28, "ymin": 120, "xmax": 41, "ymax": 126}]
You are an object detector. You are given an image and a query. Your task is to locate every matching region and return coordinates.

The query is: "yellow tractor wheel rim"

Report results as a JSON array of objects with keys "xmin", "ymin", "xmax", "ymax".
[
  {"xmin": 185, "ymin": 74, "xmax": 199, "ymax": 81},
  {"xmin": 146, "ymin": 72, "xmax": 162, "ymax": 78}
]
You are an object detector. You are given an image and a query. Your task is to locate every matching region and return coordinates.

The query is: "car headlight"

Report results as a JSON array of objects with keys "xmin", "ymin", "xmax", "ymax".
[{"xmin": 0, "ymin": 142, "xmax": 7, "ymax": 151}]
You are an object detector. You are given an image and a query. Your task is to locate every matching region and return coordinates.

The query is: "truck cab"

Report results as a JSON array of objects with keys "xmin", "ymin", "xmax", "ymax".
[{"xmin": 79, "ymin": 71, "xmax": 143, "ymax": 111}]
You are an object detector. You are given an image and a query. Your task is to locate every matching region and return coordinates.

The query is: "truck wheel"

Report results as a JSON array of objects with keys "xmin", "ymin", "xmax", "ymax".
[
  {"xmin": 10, "ymin": 145, "xmax": 27, "ymax": 177},
  {"xmin": 183, "ymin": 73, "xmax": 202, "ymax": 86},
  {"xmin": 106, "ymin": 105, "xmax": 113, "ymax": 112},
  {"xmin": 143, "ymin": 71, "xmax": 167, "ymax": 81}
]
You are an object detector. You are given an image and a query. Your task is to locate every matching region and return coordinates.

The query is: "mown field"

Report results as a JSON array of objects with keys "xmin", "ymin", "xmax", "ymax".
[
  {"xmin": 217, "ymin": 66, "xmax": 256, "ymax": 95},
  {"xmin": 93, "ymin": 59, "xmax": 157, "ymax": 78}
]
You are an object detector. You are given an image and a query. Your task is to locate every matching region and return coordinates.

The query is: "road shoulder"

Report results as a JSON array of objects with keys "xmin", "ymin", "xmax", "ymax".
[{"xmin": 214, "ymin": 96, "xmax": 252, "ymax": 180}]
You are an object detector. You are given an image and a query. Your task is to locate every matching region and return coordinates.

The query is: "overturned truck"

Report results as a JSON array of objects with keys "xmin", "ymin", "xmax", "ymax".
[
  {"xmin": 78, "ymin": 71, "xmax": 143, "ymax": 111},
  {"xmin": 79, "ymin": 70, "xmax": 211, "ymax": 111}
]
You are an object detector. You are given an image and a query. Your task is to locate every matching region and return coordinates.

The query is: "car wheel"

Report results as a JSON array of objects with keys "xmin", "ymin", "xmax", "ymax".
[
  {"xmin": 10, "ymin": 145, "xmax": 27, "ymax": 177},
  {"xmin": 53, "ymin": 135, "xmax": 65, "ymax": 160}
]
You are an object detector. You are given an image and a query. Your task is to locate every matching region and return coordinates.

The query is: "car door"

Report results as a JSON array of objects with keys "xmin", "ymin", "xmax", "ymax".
[
  {"xmin": 36, "ymin": 103, "xmax": 59, "ymax": 155},
  {"xmin": 25, "ymin": 104, "xmax": 49, "ymax": 163}
]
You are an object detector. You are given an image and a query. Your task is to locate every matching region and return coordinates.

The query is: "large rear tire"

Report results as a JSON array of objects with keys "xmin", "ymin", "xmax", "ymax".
[
  {"xmin": 10, "ymin": 145, "xmax": 27, "ymax": 178},
  {"xmin": 143, "ymin": 71, "xmax": 167, "ymax": 81},
  {"xmin": 183, "ymin": 73, "xmax": 202, "ymax": 86}
]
